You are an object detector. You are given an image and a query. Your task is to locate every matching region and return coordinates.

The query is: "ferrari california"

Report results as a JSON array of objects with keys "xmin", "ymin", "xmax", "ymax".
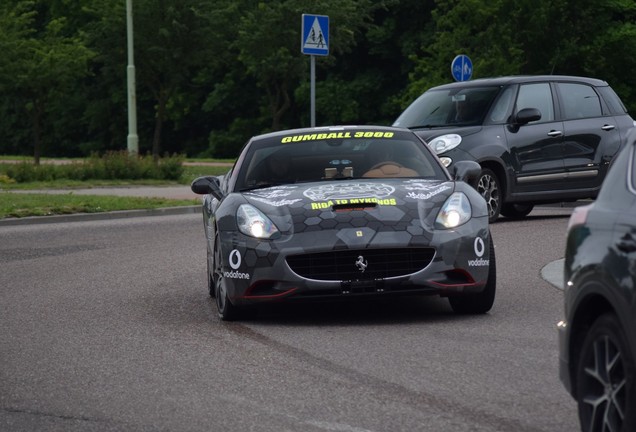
[{"xmin": 191, "ymin": 125, "xmax": 496, "ymax": 320}]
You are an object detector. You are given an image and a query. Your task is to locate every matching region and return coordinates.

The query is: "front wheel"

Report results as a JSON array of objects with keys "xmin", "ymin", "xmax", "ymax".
[
  {"xmin": 449, "ymin": 232, "xmax": 496, "ymax": 314},
  {"xmin": 575, "ymin": 313, "xmax": 635, "ymax": 432},
  {"xmin": 213, "ymin": 234, "xmax": 243, "ymax": 321},
  {"xmin": 500, "ymin": 203, "xmax": 534, "ymax": 219},
  {"xmin": 477, "ymin": 168, "xmax": 501, "ymax": 223},
  {"xmin": 207, "ymin": 253, "xmax": 215, "ymax": 298}
]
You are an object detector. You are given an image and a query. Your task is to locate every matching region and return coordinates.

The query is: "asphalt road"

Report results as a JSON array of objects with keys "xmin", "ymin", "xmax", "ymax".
[{"xmin": 0, "ymin": 205, "xmax": 577, "ymax": 431}]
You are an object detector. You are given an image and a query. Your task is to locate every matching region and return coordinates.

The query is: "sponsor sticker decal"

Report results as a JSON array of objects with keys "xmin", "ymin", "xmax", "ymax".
[
  {"xmin": 245, "ymin": 186, "xmax": 303, "ymax": 207},
  {"xmin": 229, "ymin": 249, "xmax": 242, "ymax": 269},
  {"xmin": 304, "ymin": 182, "xmax": 395, "ymax": 201},
  {"xmin": 404, "ymin": 181, "xmax": 452, "ymax": 200},
  {"xmin": 281, "ymin": 131, "xmax": 395, "ymax": 143},
  {"xmin": 225, "ymin": 249, "xmax": 250, "ymax": 279},
  {"xmin": 468, "ymin": 237, "xmax": 489, "ymax": 267}
]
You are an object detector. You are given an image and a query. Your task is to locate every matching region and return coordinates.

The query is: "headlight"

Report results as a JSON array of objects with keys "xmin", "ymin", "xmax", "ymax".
[
  {"xmin": 439, "ymin": 156, "xmax": 452, "ymax": 167},
  {"xmin": 436, "ymin": 192, "xmax": 472, "ymax": 229},
  {"xmin": 428, "ymin": 134, "xmax": 462, "ymax": 154},
  {"xmin": 237, "ymin": 204, "xmax": 280, "ymax": 239}
]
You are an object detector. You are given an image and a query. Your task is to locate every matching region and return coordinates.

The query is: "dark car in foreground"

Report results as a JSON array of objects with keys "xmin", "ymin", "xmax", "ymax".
[
  {"xmin": 394, "ymin": 75, "xmax": 635, "ymax": 222},
  {"xmin": 191, "ymin": 125, "xmax": 495, "ymax": 320},
  {"xmin": 558, "ymin": 133, "xmax": 636, "ymax": 431}
]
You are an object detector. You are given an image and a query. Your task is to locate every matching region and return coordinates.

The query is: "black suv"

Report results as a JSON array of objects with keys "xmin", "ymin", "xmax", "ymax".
[
  {"xmin": 394, "ymin": 75, "xmax": 635, "ymax": 222},
  {"xmin": 559, "ymin": 133, "xmax": 636, "ymax": 432}
]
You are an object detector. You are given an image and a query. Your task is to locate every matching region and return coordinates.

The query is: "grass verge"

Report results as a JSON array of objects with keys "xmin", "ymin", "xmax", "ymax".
[
  {"xmin": 0, "ymin": 192, "xmax": 199, "ymax": 219},
  {"xmin": 0, "ymin": 158, "xmax": 230, "ymax": 219}
]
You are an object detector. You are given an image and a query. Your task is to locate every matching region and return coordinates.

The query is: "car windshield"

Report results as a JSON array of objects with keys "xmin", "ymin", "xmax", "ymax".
[
  {"xmin": 394, "ymin": 86, "xmax": 502, "ymax": 128},
  {"xmin": 234, "ymin": 129, "xmax": 447, "ymax": 191}
]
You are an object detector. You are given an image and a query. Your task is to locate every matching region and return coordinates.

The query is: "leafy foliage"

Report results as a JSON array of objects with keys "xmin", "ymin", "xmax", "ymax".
[
  {"xmin": 0, "ymin": 152, "xmax": 185, "ymax": 182},
  {"xmin": 1, "ymin": 0, "xmax": 635, "ymax": 160}
]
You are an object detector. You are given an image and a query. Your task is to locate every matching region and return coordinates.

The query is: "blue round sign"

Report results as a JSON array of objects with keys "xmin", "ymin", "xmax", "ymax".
[{"xmin": 451, "ymin": 55, "xmax": 473, "ymax": 81}]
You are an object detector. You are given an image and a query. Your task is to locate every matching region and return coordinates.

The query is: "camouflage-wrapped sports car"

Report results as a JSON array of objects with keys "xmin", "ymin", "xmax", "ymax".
[{"xmin": 191, "ymin": 125, "xmax": 495, "ymax": 320}]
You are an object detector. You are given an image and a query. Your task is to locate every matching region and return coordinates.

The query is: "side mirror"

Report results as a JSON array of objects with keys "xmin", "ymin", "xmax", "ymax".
[
  {"xmin": 191, "ymin": 176, "xmax": 223, "ymax": 200},
  {"xmin": 513, "ymin": 108, "xmax": 541, "ymax": 125},
  {"xmin": 451, "ymin": 160, "xmax": 481, "ymax": 189}
]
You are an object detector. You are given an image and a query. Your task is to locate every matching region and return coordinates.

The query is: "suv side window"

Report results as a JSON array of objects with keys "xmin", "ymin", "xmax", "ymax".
[
  {"xmin": 489, "ymin": 86, "xmax": 515, "ymax": 122},
  {"xmin": 516, "ymin": 83, "xmax": 554, "ymax": 122},
  {"xmin": 558, "ymin": 83, "xmax": 602, "ymax": 119},
  {"xmin": 597, "ymin": 85, "xmax": 628, "ymax": 115}
]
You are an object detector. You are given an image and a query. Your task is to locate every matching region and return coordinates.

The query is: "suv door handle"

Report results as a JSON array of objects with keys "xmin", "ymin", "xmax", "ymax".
[
  {"xmin": 547, "ymin": 130, "xmax": 563, "ymax": 137},
  {"xmin": 601, "ymin": 124, "xmax": 616, "ymax": 131}
]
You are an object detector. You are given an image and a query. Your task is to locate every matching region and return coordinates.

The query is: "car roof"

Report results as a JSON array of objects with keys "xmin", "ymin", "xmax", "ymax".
[
  {"xmin": 428, "ymin": 75, "xmax": 609, "ymax": 90},
  {"xmin": 249, "ymin": 125, "xmax": 412, "ymax": 141}
]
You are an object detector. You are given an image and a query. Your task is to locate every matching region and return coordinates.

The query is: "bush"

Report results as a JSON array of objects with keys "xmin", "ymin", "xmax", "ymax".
[{"xmin": 0, "ymin": 152, "xmax": 186, "ymax": 183}]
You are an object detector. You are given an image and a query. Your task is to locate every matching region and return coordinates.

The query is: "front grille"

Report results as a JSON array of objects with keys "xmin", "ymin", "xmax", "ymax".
[{"xmin": 286, "ymin": 248, "xmax": 435, "ymax": 281}]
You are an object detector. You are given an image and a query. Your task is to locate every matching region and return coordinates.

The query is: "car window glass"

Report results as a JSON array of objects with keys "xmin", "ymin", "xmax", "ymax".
[
  {"xmin": 559, "ymin": 83, "xmax": 602, "ymax": 119},
  {"xmin": 235, "ymin": 132, "xmax": 446, "ymax": 190},
  {"xmin": 393, "ymin": 87, "xmax": 500, "ymax": 128},
  {"xmin": 516, "ymin": 83, "xmax": 554, "ymax": 122},
  {"xmin": 489, "ymin": 86, "xmax": 514, "ymax": 122},
  {"xmin": 597, "ymin": 86, "xmax": 628, "ymax": 115}
]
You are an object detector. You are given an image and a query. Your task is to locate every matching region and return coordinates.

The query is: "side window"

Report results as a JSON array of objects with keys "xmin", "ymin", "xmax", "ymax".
[
  {"xmin": 558, "ymin": 83, "xmax": 603, "ymax": 119},
  {"xmin": 596, "ymin": 86, "xmax": 627, "ymax": 115},
  {"xmin": 516, "ymin": 83, "xmax": 554, "ymax": 122},
  {"xmin": 489, "ymin": 87, "xmax": 514, "ymax": 122}
]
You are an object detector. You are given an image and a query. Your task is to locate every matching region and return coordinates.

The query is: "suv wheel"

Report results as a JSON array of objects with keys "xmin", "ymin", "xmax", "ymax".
[
  {"xmin": 575, "ymin": 313, "xmax": 635, "ymax": 432},
  {"xmin": 500, "ymin": 203, "xmax": 534, "ymax": 219},
  {"xmin": 477, "ymin": 168, "xmax": 501, "ymax": 223}
]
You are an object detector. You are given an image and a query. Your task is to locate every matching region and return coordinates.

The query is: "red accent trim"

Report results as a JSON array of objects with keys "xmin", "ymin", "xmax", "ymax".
[
  {"xmin": 241, "ymin": 286, "xmax": 298, "ymax": 299},
  {"xmin": 428, "ymin": 280, "xmax": 485, "ymax": 288}
]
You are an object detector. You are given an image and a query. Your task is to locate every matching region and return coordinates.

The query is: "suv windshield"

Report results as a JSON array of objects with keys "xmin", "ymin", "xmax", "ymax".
[{"xmin": 394, "ymin": 86, "xmax": 502, "ymax": 128}]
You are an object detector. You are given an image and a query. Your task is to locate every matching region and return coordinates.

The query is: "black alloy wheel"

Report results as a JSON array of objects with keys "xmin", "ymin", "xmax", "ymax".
[
  {"xmin": 212, "ymin": 234, "xmax": 241, "ymax": 321},
  {"xmin": 575, "ymin": 313, "xmax": 635, "ymax": 432},
  {"xmin": 477, "ymin": 168, "xmax": 501, "ymax": 223},
  {"xmin": 500, "ymin": 203, "xmax": 534, "ymax": 219},
  {"xmin": 206, "ymin": 254, "xmax": 215, "ymax": 298}
]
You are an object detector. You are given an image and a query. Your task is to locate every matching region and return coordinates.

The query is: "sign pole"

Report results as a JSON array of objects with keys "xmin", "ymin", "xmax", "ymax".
[{"xmin": 310, "ymin": 55, "xmax": 316, "ymax": 127}]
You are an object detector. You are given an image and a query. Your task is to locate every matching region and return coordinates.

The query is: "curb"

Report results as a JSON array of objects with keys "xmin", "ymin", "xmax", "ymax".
[
  {"xmin": 0, "ymin": 205, "xmax": 201, "ymax": 227},
  {"xmin": 541, "ymin": 258, "xmax": 564, "ymax": 290}
]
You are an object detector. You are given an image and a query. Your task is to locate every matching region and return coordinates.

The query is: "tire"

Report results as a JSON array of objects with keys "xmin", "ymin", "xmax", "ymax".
[
  {"xmin": 449, "ymin": 232, "xmax": 496, "ymax": 314},
  {"xmin": 212, "ymin": 234, "xmax": 243, "ymax": 321},
  {"xmin": 206, "ymin": 254, "xmax": 215, "ymax": 298},
  {"xmin": 477, "ymin": 168, "xmax": 501, "ymax": 223},
  {"xmin": 575, "ymin": 313, "xmax": 635, "ymax": 432},
  {"xmin": 500, "ymin": 203, "xmax": 534, "ymax": 219}
]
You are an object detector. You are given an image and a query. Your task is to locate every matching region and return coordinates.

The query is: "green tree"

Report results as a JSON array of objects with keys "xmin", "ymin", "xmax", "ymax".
[
  {"xmin": 130, "ymin": 0, "xmax": 216, "ymax": 159},
  {"xmin": 201, "ymin": 0, "xmax": 393, "ymax": 157},
  {"xmin": 0, "ymin": 1, "xmax": 94, "ymax": 164},
  {"xmin": 401, "ymin": 0, "xmax": 636, "ymax": 113}
]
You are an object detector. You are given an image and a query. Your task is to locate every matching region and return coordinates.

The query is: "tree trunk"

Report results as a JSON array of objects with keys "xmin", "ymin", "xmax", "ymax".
[
  {"xmin": 31, "ymin": 99, "xmax": 44, "ymax": 165},
  {"xmin": 269, "ymin": 81, "xmax": 290, "ymax": 131},
  {"xmin": 152, "ymin": 96, "xmax": 167, "ymax": 162}
]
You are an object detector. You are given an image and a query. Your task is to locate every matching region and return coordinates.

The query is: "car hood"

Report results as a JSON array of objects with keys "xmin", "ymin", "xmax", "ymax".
[
  {"xmin": 240, "ymin": 179, "xmax": 467, "ymax": 235},
  {"xmin": 412, "ymin": 125, "xmax": 482, "ymax": 142}
]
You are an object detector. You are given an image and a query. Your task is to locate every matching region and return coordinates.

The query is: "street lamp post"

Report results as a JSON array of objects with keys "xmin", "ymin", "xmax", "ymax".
[{"xmin": 126, "ymin": 0, "xmax": 139, "ymax": 154}]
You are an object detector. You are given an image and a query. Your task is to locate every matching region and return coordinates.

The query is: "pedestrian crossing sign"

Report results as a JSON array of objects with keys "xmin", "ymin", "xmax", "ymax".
[{"xmin": 301, "ymin": 14, "xmax": 329, "ymax": 56}]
